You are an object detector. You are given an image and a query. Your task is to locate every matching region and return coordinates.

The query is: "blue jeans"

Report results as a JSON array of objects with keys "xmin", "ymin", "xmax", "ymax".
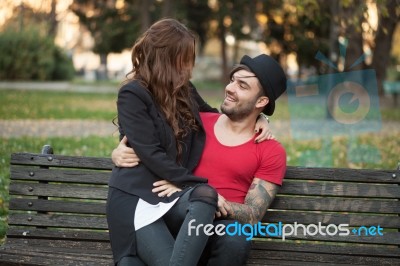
[{"xmin": 134, "ymin": 184, "xmax": 217, "ymax": 266}]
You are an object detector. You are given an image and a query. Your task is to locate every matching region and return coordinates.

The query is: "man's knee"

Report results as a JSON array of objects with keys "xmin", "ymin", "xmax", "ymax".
[
  {"xmin": 216, "ymin": 221, "xmax": 251, "ymax": 253},
  {"xmin": 118, "ymin": 256, "xmax": 146, "ymax": 266},
  {"xmin": 202, "ymin": 220, "xmax": 252, "ymax": 266},
  {"xmin": 189, "ymin": 184, "xmax": 218, "ymax": 207}
]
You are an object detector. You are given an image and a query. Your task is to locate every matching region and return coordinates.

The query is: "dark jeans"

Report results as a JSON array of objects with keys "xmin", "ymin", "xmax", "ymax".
[
  {"xmin": 134, "ymin": 185, "xmax": 217, "ymax": 266},
  {"xmin": 119, "ymin": 219, "xmax": 251, "ymax": 266},
  {"xmin": 198, "ymin": 220, "xmax": 252, "ymax": 266}
]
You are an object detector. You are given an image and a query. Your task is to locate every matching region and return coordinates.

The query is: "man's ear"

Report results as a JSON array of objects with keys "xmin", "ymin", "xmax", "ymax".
[{"xmin": 256, "ymin": 96, "xmax": 269, "ymax": 109}]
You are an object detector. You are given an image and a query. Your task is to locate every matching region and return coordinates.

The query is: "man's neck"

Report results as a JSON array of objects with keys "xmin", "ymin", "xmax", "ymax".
[{"xmin": 214, "ymin": 114, "xmax": 258, "ymax": 146}]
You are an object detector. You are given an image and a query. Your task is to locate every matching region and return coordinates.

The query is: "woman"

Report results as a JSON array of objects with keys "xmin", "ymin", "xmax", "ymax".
[
  {"xmin": 107, "ymin": 18, "xmax": 270, "ymax": 266},
  {"xmin": 107, "ymin": 18, "xmax": 220, "ymax": 266}
]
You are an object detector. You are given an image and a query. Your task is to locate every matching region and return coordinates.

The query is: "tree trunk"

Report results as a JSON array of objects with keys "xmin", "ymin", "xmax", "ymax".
[
  {"xmin": 326, "ymin": 0, "xmax": 340, "ymax": 119},
  {"xmin": 98, "ymin": 54, "xmax": 108, "ymax": 80},
  {"xmin": 140, "ymin": 0, "xmax": 152, "ymax": 33},
  {"xmin": 371, "ymin": 0, "xmax": 399, "ymax": 95},
  {"xmin": 162, "ymin": 0, "xmax": 174, "ymax": 18},
  {"xmin": 341, "ymin": 0, "xmax": 365, "ymax": 71},
  {"xmin": 219, "ymin": 21, "xmax": 229, "ymax": 85},
  {"xmin": 48, "ymin": 0, "xmax": 58, "ymax": 38}
]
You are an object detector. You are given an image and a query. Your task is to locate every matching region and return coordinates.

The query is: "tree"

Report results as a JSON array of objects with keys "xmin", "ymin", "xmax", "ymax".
[
  {"xmin": 184, "ymin": 0, "xmax": 212, "ymax": 54},
  {"xmin": 48, "ymin": 0, "xmax": 58, "ymax": 37},
  {"xmin": 70, "ymin": 0, "xmax": 141, "ymax": 79},
  {"xmin": 207, "ymin": 0, "xmax": 258, "ymax": 83},
  {"xmin": 371, "ymin": 0, "xmax": 400, "ymax": 94}
]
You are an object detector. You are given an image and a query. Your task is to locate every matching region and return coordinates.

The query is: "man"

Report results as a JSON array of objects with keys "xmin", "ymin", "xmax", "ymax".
[{"xmin": 112, "ymin": 54, "xmax": 287, "ymax": 265}]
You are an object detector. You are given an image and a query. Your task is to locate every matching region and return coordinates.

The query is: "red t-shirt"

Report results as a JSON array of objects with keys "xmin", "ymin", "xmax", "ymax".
[{"xmin": 193, "ymin": 112, "xmax": 286, "ymax": 204}]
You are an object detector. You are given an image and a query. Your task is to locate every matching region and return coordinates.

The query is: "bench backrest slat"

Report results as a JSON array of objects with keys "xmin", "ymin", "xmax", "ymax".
[
  {"xmin": 11, "ymin": 166, "xmax": 109, "ymax": 184},
  {"xmin": 10, "ymin": 198, "xmax": 105, "ymax": 214},
  {"xmin": 11, "ymin": 153, "xmax": 112, "ymax": 170},
  {"xmin": 279, "ymin": 181, "xmax": 399, "ymax": 198},
  {"xmin": 285, "ymin": 167, "xmax": 399, "ymax": 183},
  {"xmin": 263, "ymin": 211, "xmax": 399, "ymax": 228},
  {"xmin": 9, "ymin": 213, "xmax": 108, "ymax": 229},
  {"xmin": 271, "ymin": 196, "xmax": 400, "ymax": 214},
  {"xmin": 10, "ymin": 182, "xmax": 107, "ymax": 199}
]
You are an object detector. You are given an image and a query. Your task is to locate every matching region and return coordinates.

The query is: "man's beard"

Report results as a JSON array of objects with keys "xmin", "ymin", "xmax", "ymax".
[{"xmin": 220, "ymin": 97, "xmax": 257, "ymax": 121}]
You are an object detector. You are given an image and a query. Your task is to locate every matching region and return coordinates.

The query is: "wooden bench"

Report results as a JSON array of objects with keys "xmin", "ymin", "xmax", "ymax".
[{"xmin": 0, "ymin": 146, "xmax": 399, "ymax": 265}]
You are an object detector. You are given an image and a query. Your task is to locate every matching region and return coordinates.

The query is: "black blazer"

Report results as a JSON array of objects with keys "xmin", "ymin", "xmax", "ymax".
[{"xmin": 108, "ymin": 80, "xmax": 218, "ymax": 204}]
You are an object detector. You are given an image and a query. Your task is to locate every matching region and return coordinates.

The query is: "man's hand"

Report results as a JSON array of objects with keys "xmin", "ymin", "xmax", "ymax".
[
  {"xmin": 152, "ymin": 180, "xmax": 182, "ymax": 197},
  {"xmin": 215, "ymin": 193, "xmax": 232, "ymax": 218},
  {"xmin": 254, "ymin": 115, "xmax": 275, "ymax": 143},
  {"xmin": 111, "ymin": 136, "xmax": 140, "ymax": 167}
]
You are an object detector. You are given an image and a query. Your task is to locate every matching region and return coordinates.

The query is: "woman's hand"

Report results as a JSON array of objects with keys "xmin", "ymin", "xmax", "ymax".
[
  {"xmin": 254, "ymin": 114, "xmax": 275, "ymax": 143},
  {"xmin": 215, "ymin": 193, "xmax": 232, "ymax": 218},
  {"xmin": 152, "ymin": 180, "xmax": 182, "ymax": 197},
  {"xmin": 111, "ymin": 136, "xmax": 140, "ymax": 167}
]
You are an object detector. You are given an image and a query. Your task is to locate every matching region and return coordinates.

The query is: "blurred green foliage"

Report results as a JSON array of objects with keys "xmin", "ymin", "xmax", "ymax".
[{"xmin": 0, "ymin": 27, "xmax": 74, "ymax": 81}]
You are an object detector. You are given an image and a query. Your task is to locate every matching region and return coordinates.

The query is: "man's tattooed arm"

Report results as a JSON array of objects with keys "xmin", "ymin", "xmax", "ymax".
[{"xmin": 222, "ymin": 178, "xmax": 279, "ymax": 224}]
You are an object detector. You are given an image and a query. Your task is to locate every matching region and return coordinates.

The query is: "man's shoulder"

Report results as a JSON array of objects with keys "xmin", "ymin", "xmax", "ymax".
[{"xmin": 257, "ymin": 139, "xmax": 286, "ymax": 156}]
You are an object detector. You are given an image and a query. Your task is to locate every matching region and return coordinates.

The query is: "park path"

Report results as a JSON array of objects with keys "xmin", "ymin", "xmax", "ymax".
[
  {"xmin": 1, "ymin": 119, "xmax": 400, "ymax": 139},
  {"xmin": 0, "ymin": 119, "xmax": 117, "ymax": 138}
]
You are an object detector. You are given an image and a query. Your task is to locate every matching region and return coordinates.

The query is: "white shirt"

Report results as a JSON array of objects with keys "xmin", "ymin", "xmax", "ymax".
[{"xmin": 134, "ymin": 197, "xmax": 179, "ymax": 230}]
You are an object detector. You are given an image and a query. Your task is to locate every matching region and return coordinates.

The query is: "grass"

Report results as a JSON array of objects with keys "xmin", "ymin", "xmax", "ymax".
[{"xmin": 0, "ymin": 90, "xmax": 118, "ymax": 120}]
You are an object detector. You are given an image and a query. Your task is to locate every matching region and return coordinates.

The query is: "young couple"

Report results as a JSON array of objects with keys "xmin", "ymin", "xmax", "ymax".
[{"xmin": 106, "ymin": 18, "xmax": 287, "ymax": 266}]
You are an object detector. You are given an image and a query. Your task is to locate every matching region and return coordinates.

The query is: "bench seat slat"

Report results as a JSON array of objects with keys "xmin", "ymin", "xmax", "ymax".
[
  {"xmin": 6, "ymin": 228, "xmax": 109, "ymax": 241},
  {"xmin": 0, "ymin": 243, "xmax": 112, "ymax": 266},
  {"xmin": 253, "ymin": 231, "xmax": 400, "ymax": 245},
  {"xmin": 251, "ymin": 240, "xmax": 400, "ymax": 257},
  {"xmin": 11, "ymin": 166, "xmax": 110, "ymax": 184},
  {"xmin": 247, "ymin": 249, "xmax": 400, "ymax": 265},
  {"xmin": 0, "ymin": 253, "xmax": 110, "ymax": 266},
  {"xmin": 3, "ymin": 238, "xmax": 111, "ymax": 253},
  {"xmin": 246, "ymin": 258, "xmax": 334, "ymax": 265}
]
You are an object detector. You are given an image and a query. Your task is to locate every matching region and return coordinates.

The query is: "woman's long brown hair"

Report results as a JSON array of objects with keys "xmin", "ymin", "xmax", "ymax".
[{"xmin": 125, "ymin": 18, "xmax": 199, "ymax": 162}]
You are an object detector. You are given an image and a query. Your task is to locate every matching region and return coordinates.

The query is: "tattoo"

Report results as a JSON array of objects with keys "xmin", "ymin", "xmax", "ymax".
[{"xmin": 228, "ymin": 179, "xmax": 279, "ymax": 224}]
